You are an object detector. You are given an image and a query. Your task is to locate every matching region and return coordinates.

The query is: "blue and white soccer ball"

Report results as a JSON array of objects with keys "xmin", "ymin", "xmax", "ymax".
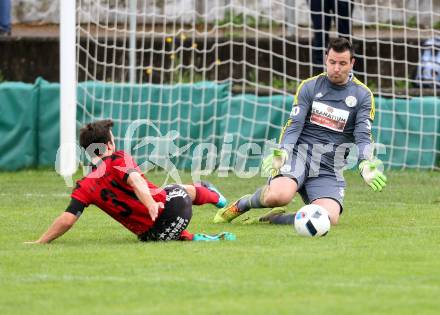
[{"xmin": 294, "ymin": 204, "xmax": 331, "ymax": 237}]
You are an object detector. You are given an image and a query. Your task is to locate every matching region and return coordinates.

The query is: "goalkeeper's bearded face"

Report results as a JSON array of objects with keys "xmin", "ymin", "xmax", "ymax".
[{"xmin": 325, "ymin": 49, "xmax": 355, "ymax": 85}]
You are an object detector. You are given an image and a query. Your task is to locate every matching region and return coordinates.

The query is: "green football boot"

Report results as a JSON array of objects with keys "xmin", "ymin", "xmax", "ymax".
[{"xmin": 213, "ymin": 195, "xmax": 251, "ymax": 223}]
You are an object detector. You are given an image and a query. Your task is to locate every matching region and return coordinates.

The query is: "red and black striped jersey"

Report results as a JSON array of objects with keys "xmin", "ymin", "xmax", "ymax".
[{"xmin": 68, "ymin": 151, "xmax": 166, "ymax": 235}]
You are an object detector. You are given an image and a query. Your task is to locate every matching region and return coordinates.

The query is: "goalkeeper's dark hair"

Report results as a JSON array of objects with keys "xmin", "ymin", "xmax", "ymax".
[
  {"xmin": 326, "ymin": 38, "xmax": 354, "ymax": 60},
  {"xmin": 79, "ymin": 119, "xmax": 114, "ymax": 157}
]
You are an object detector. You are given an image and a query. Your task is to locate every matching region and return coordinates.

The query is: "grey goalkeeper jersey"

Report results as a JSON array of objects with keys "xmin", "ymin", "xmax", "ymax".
[{"xmin": 280, "ymin": 73, "xmax": 375, "ymax": 170}]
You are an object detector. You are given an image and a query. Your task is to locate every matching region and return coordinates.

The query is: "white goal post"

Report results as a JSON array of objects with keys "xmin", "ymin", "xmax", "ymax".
[{"xmin": 59, "ymin": 0, "xmax": 77, "ymax": 177}]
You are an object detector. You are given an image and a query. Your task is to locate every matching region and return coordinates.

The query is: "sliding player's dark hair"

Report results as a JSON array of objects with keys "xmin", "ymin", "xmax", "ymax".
[
  {"xmin": 326, "ymin": 37, "xmax": 354, "ymax": 60},
  {"xmin": 79, "ymin": 119, "xmax": 114, "ymax": 156}
]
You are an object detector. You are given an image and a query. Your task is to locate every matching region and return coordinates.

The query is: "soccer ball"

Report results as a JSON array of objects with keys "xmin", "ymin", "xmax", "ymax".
[{"xmin": 294, "ymin": 204, "xmax": 331, "ymax": 237}]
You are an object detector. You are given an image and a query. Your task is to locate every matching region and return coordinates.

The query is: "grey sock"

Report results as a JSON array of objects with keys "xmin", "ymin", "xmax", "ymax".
[
  {"xmin": 237, "ymin": 186, "xmax": 267, "ymax": 212},
  {"xmin": 269, "ymin": 213, "xmax": 296, "ymax": 225}
]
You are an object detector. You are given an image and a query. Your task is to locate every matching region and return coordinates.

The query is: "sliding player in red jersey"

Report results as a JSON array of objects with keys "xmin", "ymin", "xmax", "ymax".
[{"xmin": 26, "ymin": 120, "xmax": 234, "ymax": 243}]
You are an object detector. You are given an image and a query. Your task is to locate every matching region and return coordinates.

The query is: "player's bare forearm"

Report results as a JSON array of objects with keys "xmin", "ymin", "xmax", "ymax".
[
  {"xmin": 127, "ymin": 172, "xmax": 155, "ymax": 207},
  {"xmin": 127, "ymin": 172, "xmax": 163, "ymax": 220},
  {"xmin": 25, "ymin": 212, "xmax": 78, "ymax": 244}
]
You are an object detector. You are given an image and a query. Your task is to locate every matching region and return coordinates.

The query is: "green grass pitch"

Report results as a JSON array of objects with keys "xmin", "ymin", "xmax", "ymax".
[{"xmin": 1, "ymin": 169, "xmax": 439, "ymax": 315}]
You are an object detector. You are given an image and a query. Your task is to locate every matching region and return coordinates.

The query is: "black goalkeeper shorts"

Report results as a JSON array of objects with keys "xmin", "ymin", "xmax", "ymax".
[{"xmin": 138, "ymin": 185, "xmax": 192, "ymax": 241}]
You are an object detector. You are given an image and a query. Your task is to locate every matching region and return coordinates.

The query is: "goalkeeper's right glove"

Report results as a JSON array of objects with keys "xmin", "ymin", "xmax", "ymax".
[
  {"xmin": 262, "ymin": 148, "xmax": 288, "ymax": 175},
  {"xmin": 359, "ymin": 159, "xmax": 387, "ymax": 192}
]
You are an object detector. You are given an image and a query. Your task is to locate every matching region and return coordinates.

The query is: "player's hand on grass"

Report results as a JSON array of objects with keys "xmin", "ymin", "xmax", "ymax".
[
  {"xmin": 262, "ymin": 148, "xmax": 288, "ymax": 175},
  {"xmin": 148, "ymin": 202, "xmax": 164, "ymax": 221},
  {"xmin": 359, "ymin": 159, "xmax": 387, "ymax": 192}
]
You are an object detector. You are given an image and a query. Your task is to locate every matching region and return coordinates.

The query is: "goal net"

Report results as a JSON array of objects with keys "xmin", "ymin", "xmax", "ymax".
[{"xmin": 64, "ymin": 0, "xmax": 440, "ymax": 175}]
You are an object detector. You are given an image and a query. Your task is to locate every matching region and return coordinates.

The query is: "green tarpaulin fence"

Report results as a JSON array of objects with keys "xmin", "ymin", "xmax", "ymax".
[{"xmin": 0, "ymin": 78, "xmax": 438, "ymax": 171}]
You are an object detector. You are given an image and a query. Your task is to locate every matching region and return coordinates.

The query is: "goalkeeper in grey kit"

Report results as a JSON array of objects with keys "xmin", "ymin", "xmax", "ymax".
[{"xmin": 214, "ymin": 38, "xmax": 387, "ymax": 226}]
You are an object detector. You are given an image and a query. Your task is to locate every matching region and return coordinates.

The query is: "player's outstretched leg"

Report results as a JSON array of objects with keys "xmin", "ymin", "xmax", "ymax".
[
  {"xmin": 184, "ymin": 181, "xmax": 227, "ymax": 208},
  {"xmin": 265, "ymin": 212, "xmax": 296, "ymax": 224},
  {"xmin": 213, "ymin": 176, "xmax": 297, "ymax": 223},
  {"xmin": 198, "ymin": 181, "xmax": 227, "ymax": 208},
  {"xmin": 213, "ymin": 185, "xmax": 273, "ymax": 223},
  {"xmin": 213, "ymin": 194, "xmax": 251, "ymax": 223},
  {"xmin": 241, "ymin": 207, "xmax": 288, "ymax": 224},
  {"xmin": 241, "ymin": 199, "xmax": 341, "ymax": 226}
]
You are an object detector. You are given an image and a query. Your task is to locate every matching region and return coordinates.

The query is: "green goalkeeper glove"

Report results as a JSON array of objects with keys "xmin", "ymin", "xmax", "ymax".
[
  {"xmin": 359, "ymin": 159, "xmax": 387, "ymax": 192},
  {"xmin": 262, "ymin": 148, "xmax": 288, "ymax": 176}
]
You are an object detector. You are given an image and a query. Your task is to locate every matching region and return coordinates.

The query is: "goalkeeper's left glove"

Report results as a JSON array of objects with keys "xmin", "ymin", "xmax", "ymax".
[
  {"xmin": 261, "ymin": 148, "xmax": 288, "ymax": 176},
  {"xmin": 359, "ymin": 159, "xmax": 387, "ymax": 192}
]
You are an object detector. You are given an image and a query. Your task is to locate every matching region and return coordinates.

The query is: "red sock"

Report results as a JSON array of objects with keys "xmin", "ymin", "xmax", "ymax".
[
  {"xmin": 193, "ymin": 185, "xmax": 219, "ymax": 205},
  {"xmin": 180, "ymin": 230, "xmax": 194, "ymax": 241}
]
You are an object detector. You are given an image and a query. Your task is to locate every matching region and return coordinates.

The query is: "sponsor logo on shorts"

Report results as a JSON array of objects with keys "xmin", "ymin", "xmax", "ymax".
[
  {"xmin": 158, "ymin": 216, "xmax": 189, "ymax": 240},
  {"xmin": 280, "ymin": 164, "xmax": 291, "ymax": 173},
  {"xmin": 166, "ymin": 188, "xmax": 188, "ymax": 201},
  {"xmin": 339, "ymin": 188, "xmax": 345, "ymax": 197}
]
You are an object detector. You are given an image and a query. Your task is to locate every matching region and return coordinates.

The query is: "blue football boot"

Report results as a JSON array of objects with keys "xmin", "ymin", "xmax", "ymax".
[
  {"xmin": 193, "ymin": 232, "xmax": 237, "ymax": 241},
  {"xmin": 199, "ymin": 181, "xmax": 228, "ymax": 208}
]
